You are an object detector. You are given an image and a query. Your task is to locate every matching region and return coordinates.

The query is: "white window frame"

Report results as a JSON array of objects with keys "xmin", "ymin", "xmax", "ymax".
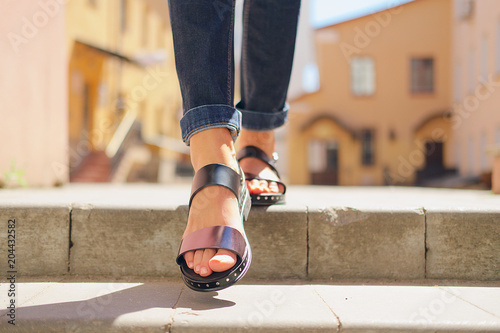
[{"xmin": 350, "ymin": 57, "xmax": 376, "ymax": 96}]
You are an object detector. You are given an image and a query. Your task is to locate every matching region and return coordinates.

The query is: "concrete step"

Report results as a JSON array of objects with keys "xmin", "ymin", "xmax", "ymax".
[
  {"xmin": 0, "ymin": 185, "xmax": 499, "ymax": 281},
  {"xmin": 0, "ymin": 278, "xmax": 499, "ymax": 332}
]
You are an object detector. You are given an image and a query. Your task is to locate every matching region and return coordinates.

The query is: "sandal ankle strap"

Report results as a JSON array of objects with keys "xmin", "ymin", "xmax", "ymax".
[{"xmin": 236, "ymin": 145, "xmax": 280, "ymax": 178}]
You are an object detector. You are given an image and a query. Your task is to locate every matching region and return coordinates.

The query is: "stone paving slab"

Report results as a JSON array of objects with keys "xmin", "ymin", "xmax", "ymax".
[
  {"xmin": 70, "ymin": 207, "xmax": 188, "ymax": 277},
  {"xmin": 426, "ymin": 212, "xmax": 500, "ymax": 281},
  {"xmin": 0, "ymin": 281, "xmax": 179, "ymax": 332},
  {"xmin": 172, "ymin": 284, "xmax": 337, "ymax": 332},
  {"xmin": 308, "ymin": 209, "xmax": 426, "ymax": 280},
  {"xmin": 244, "ymin": 207, "xmax": 308, "ymax": 280},
  {"xmin": 0, "ymin": 207, "xmax": 69, "ymax": 276},
  {"xmin": 1, "ymin": 279, "xmax": 499, "ymax": 332},
  {"xmin": 314, "ymin": 284, "xmax": 500, "ymax": 332}
]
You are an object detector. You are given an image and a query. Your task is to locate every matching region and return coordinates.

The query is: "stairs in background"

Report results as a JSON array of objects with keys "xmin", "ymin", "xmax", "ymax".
[{"xmin": 69, "ymin": 151, "xmax": 111, "ymax": 183}]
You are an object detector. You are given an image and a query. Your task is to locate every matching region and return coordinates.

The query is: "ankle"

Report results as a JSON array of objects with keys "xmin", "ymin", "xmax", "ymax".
[
  {"xmin": 190, "ymin": 128, "xmax": 239, "ymax": 172},
  {"xmin": 238, "ymin": 129, "xmax": 275, "ymax": 157}
]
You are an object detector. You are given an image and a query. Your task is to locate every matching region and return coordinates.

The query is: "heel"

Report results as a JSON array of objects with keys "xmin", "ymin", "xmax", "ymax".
[{"xmin": 241, "ymin": 186, "xmax": 251, "ymax": 222}]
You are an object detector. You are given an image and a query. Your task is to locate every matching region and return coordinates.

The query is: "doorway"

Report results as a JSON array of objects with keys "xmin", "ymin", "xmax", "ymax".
[{"xmin": 309, "ymin": 140, "xmax": 339, "ymax": 185}]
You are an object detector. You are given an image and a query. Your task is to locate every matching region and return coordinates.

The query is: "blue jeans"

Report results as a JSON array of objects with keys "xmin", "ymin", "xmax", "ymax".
[{"xmin": 168, "ymin": 0, "xmax": 301, "ymax": 145}]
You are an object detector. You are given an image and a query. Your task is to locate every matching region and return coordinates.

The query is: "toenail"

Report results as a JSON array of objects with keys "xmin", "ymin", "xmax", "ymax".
[
  {"xmin": 187, "ymin": 261, "xmax": 194, "ymax": 269},
  {"xmin": 200, "ymin": 267, "xmax": 208, "ymax": 275},
  {"xmin": 194, "ymin": 265, "xmax": 200, "ymax": 273}
]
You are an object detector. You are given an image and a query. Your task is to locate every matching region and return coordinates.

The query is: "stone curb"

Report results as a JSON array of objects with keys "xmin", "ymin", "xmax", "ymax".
[{"xmin": 0, "ymin": 185, "xmax": 499, "ymax": 281}]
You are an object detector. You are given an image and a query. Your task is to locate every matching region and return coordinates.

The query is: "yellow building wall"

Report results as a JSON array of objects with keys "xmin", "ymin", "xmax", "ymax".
[
  {"xmin": 66, "ymin": 0, "xmax": 182, "ymax": 177},
  {"xmin": 289, "ymin": 0, "xmax": 453, "ymax": 185}
]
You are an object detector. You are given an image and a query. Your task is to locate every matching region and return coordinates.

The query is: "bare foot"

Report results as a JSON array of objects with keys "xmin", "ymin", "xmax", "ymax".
[
  {"xmin": 237, "ymin": 129, "xmax": 285, "ymax": 195},
  {"xmin": 182, "ymin": 128, "xmax": 243, "ymax": 277}
]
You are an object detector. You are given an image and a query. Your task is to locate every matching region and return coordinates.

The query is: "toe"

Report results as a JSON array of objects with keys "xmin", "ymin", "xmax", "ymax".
[
  {"xmin": 209, "ymin": 249, "xmax": 237, "ymax": 272},
  {"xmin": 184, "ymin": 251, "xmax": 195, "ymax": 269},
  {"xmin": 268, "ymin": 181, "xmax": 280, "ymax": 193},
  {"xmin": 199, "ymin": 248, "xmax": 216, "ymax": 277},
  {"xmin": 193, "ymin": 249, "xmax": 204, "ymax": 274},
  {"xmin": 248, "ymin": 179, "xmax": 263, "ymax": 194}
]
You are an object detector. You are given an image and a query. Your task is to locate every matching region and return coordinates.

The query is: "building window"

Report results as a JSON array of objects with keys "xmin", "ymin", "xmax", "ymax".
[
  {"xmin": 361, "ymin": 129, "xmax": 375, "ymax": 166},
  {"xmin": 481, "ymin": 36, "xmax": 488, "ymax": 80},
  {"xmin": 120, "ymin": 0, "xmax": 127, "ymax": 32},
  {"xmin": 468, "ymin": 49, "xmax": 475, "ymax": 93},
  {"xmin": 456, "ymin": 0, "xmax": 474, "ymax": 20},
  {"xmin": 410, "ymin": 58, "xmax": 434, "ymax": 93},
  {"xmin": 350, "ymin": 57, "xmax": 375, "ymax": 96},
  {"xmin": 302, "ymin": 62, "xmax": 320, "ymax": 93}
]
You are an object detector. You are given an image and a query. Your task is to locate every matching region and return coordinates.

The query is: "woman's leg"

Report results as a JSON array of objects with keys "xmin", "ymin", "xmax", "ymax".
[
  {"xmin": 237, "ymin": 0, "xmax": 301, "ymax": 193},
  {"xmin": 168, "ymin": 0, "xmax": 241, "ymax": 277}
]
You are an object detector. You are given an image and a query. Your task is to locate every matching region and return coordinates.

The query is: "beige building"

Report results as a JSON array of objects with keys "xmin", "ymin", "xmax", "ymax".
[
  {"xmin": 451, "ymin": 0, "xmax": 500, "ymax": 184},
  {"xmin": 67, "ymin": 0, "xmax": 185, "ymax": 183},
  {"xmin": 288, "ymin": 0, "xmax": 455, "ymax": 186}
]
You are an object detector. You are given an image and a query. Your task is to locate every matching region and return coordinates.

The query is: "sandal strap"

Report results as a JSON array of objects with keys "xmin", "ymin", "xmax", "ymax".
[
  {"xmin": 189, "ymin": 164, "xmax": 241, "ymax": 208},
  {"xmin": 237, "ymin": 146, "xmax": 280, "ymax": 178},
  {"xmin": 176, "ymin": 226, "xmax": 246, "ymax": 264}
]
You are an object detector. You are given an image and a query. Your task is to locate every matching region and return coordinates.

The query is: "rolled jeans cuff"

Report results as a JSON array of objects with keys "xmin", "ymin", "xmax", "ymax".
[
  {"xmin": 180, "ymin": 104, "xmax": 241, "ymax": 146},
  {"xmin": 236, "ymin": 102, "xmax": 289, "ymax": 131}
]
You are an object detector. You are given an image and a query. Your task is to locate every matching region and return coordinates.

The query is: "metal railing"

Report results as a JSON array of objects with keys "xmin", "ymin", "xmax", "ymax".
[{"xmin": 105, "ymin": 109, "xmax": 189, "ymax": 180}]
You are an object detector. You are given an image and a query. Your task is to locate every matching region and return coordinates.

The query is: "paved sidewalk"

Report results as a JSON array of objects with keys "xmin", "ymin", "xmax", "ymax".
[
  {"xmin": 0, "ymin": 278, "xmax": 499, "ymax": 332},
  {"xmin": 1, "ymin": 184, "xmax": 500, "ymax": 210}
]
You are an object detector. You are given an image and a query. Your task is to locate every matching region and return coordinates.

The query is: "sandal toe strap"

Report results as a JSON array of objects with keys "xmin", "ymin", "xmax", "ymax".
[{"xmin": 176, "ymin": 226, "xmax": 247, "ymax": 265}]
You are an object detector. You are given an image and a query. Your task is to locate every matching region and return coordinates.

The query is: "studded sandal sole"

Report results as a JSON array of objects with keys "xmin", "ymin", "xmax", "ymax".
[{"xmin": 176, "ymin": 163, "xmax": 252, "ymax": 292}]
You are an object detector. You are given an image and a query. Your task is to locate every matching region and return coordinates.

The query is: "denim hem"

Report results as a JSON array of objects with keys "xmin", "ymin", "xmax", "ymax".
[
  {"xmin": 236, "ymin": 102, "xmax": 289, "ymax": 131},
  {"xmin": 180, "ymin": 104, "xmax": 241, "ymax": 146}
]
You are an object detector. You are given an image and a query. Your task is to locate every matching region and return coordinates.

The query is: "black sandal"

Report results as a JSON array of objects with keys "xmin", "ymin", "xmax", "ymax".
[
  {"xmin": 176, "ymin": 164, "xmax": 252, "ymax": 292},
  {"xmin": 237, "ymin": 146, "xmax": 286, "ymax": 206}
]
